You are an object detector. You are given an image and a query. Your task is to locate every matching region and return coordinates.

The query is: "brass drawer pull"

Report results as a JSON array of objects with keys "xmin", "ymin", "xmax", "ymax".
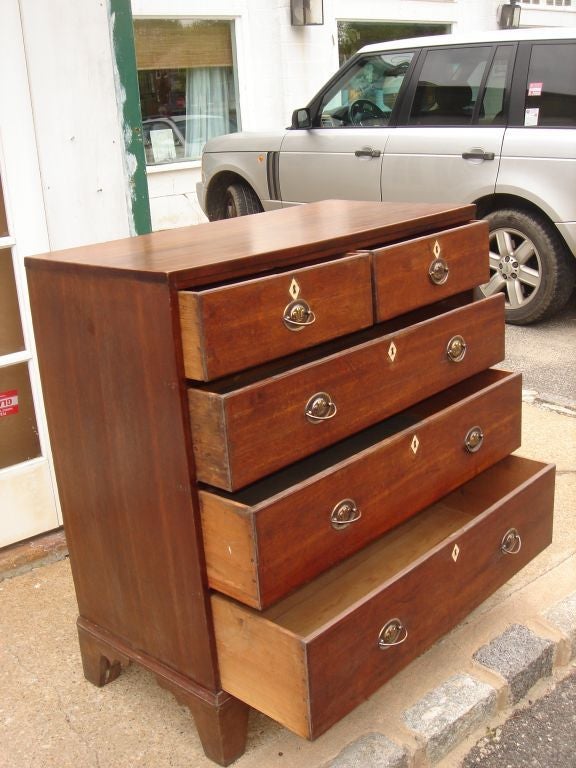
[
  {"xmin": 447, "ymin": 335, "xmax": 467, "ymax": 362},
  {"xmin": 330, "ymin": 499, "xmax": 362, "ymax": 530},
  {"xmin": 378, "ymin": 619, "xmax": 408, "ymax": 650},
  {"xmin": 501, "ymin": 528, "xmax": 522, "ymax": 555},
  {"xmin": 465, "ymin": 426, "xmax": 484, "ymax": 453},
  {"xmin": 429, "ymin": 257, "xmax": 449, "ymax": 285},
  {"xmin": 283, "ymin": 299, "xmax": 316, "ymax": 332},
  {"xmin": 305, "ymin": 392, "xmax": 337, "ymax": 423}
]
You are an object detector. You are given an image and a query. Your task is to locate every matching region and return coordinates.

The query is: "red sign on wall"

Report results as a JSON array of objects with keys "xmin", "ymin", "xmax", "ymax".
[{"xmin": 0, "ymin": 389, "xmax": 19, "ymax": 417}]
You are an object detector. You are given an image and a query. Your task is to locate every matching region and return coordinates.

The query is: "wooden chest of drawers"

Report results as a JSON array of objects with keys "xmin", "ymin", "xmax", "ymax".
[{"xmin": 25, "ymin": 200, "xmax": 555, "ymax": 766}]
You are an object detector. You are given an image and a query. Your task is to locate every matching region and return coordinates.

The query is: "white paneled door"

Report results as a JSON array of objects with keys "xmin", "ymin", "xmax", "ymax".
[{"xmin": 0, "ymin": 0, "xmax": 60, "ymax": 547}]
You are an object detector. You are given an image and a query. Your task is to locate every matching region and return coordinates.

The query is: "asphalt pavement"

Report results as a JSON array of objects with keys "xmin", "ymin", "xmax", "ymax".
[
  {"xmin": 459, "ymin": 668, "xmax": 576, "ymax": 767},
  {"xmin": 499, "ymin": 292, "xmax": 576, "ymax": 409}
]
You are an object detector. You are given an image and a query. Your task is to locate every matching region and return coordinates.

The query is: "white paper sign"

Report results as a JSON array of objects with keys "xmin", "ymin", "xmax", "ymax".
[
  {"xmin": 150, "ymin": 129, "xmax": 177, "ymax": 162},
  {"xmin": 524, "ymin": 108, "xmax": 539, "ymax": 127}
]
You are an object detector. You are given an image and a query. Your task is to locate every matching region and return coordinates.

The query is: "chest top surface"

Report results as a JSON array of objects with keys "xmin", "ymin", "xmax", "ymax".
[{"xmin": 25, "ymin": 200, "xmax": 475, "ymax": 288}]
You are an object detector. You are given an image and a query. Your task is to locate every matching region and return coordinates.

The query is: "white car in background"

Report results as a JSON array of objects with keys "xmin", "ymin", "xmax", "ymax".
[{"xmin": 197, "ymin": 28, "xmax": 576, "ymax": 325}]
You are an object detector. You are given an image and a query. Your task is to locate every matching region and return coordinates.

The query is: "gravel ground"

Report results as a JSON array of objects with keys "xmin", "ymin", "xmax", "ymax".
[{"xmin": 461, "ymin": 670, "xmax": 576, "ymax": 767}]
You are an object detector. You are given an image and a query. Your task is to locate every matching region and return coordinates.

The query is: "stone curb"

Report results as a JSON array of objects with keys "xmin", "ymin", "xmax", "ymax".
[
  {"xmin": 472, "ymin": 624, "xmax": 554, "ymax": 705},
  {"xmin": 325, "ymin": 599, "xmax": 576, "ymax": 767}
]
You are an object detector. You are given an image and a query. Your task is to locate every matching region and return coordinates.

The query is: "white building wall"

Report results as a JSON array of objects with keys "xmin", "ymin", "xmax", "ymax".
[{"xmin": 18, "ymin": 0, "xmax": 134, "ymax": 250}]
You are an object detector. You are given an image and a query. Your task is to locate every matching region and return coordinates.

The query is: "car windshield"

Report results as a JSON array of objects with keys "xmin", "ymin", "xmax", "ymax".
[{"xmin": 319, "ymin": 52, "xmax": 414, "ymax": 127}]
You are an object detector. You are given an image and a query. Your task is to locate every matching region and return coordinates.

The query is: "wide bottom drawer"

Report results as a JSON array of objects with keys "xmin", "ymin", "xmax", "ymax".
[{"xmin": 211, "ymin": 456, "xmax": 555, "ymax": 739}]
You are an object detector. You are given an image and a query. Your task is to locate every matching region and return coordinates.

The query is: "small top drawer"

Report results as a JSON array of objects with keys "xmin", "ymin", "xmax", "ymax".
[
  {"xmin": 372, "ymin": 221, "xmax": 489, "ymax": 321},
  {"xmin": 179, "ymin": 254, "xmax": 373, "ymax": 381}
]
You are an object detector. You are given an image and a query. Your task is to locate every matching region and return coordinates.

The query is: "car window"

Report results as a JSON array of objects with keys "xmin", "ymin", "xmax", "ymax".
[
  {"xmin": 524, "ymin": 42, "xmax": 576, "ymax": 127},
  {"xmin": 479, "ymin": 45, "xmax": 515, "ymax": 125},
  {"xmin": 318, "ymin": 52, "xmax": 414, "ymax": 127},
  {"xmin": 408, "ymin": 46, "xmax": 493, "ymax": 126}
]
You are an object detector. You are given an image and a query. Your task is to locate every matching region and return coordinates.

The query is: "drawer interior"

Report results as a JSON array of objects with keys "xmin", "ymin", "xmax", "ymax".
[{"xmin": 258, "ymin": 455, "xmax": 548, "ymax": 635}]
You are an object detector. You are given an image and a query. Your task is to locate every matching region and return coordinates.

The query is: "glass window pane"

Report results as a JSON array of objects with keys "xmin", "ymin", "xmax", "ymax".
[
  {"xmin": 134, "ymin": 20, "xmax": 239, "ymax": 163},
  {"xmin": 337, "ymin": 22, "xmax": 450, "ymax": 65},
  {"xmin": 0, "ymin": 363, "xmax": 41, "ymax": 469},
  {"xmin": 319, "ymin": 52, "xmax": 414, "ymax": 127},
  {"xmin": 0, "ymin": 249, "xmax": 25, "ymax": 355},
  {"xmin": 525, "ymin": 43, "xmax": 576, "ymax": 127},
  {"xmin": 409, "ymin": 46, "xmax": 492, "ymax": 125},
  {"xmin": 480, "ymin": 46, "xmax": 515, "ymax": 124}
]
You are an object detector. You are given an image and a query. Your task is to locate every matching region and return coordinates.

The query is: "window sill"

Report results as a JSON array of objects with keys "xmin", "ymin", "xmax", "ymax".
[{"xmin": 146, "ymin": 160, "xmax": 201, "ymax": 174}]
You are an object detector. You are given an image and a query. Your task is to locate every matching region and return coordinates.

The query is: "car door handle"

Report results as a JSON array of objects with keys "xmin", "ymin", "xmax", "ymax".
[
  {"xmin": 355, "ymin": 147, "xmax": 382, "ymax": 158},
  {"xmin": 462, "ymin": 150, "xmax": 495, "ymax": 161}
]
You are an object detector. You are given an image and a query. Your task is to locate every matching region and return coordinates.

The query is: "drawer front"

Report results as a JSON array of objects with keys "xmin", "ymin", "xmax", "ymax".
[
  {"xmin": 189, "ymin": 294, "xmax": 505, "ymax": 490},
  {"xmin": 201, "ymin": 370, "xmax": 522, "ymax": 609},
  {"xmin": 211, "ymin": 457, "xmax": 555, "ymax": 739},
  {"xmin": 372, "ymin": 221, "xmax": 489, "ymax": 321},
  {"xmin": 179, "ymin": 253, "xmax": 373, "ymax": 381}
]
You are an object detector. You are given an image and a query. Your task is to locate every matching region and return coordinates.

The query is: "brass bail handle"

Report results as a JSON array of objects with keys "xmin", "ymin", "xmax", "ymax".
[
  {"xmin": 305, "ymin": 392, "xmax": 337, "ymax": 423},
  {"xmin": 429, "ymin": 257, "xmax": 450, "ymax": 285},
  {"xmin": 465, "ymin": 426, "xmax": 484, "ymax": 453},
  {"xmin": 447, "ymin": 335, "xmax": 467, "ymax": 362},
  {"xmin": 330, "ymin": 499, "xmax": 362, "ymax": 530},
  {"xmin": 378, "ymin": 618, "xmax": 408, "ymax": 649},
  {"xmin": 283, "ymin": 299, "xmax": 316, "ymax": 332},
  {"xmin": 501, "ymin": 528, "xmax": 522, "ymax": 555}
]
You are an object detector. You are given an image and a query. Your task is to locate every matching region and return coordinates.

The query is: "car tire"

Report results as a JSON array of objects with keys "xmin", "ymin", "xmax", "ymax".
[
  {"xmin": 479, "ymin": 208, "xmax": 576, "ymax": 325},
  {"xmin": 223, "ymin": 182, "xmax": 263, "ymax": 219}
]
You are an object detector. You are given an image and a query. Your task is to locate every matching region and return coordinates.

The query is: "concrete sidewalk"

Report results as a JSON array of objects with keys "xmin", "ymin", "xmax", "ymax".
[{"xmin": 1, "ymin": 399, "xmax": 575, "ymax": 768}]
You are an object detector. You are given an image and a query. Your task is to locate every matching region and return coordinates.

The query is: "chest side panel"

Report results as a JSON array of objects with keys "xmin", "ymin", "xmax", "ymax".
[{"xmin": 26, "ymin": 264, "xmax": 219, "ymax": 688}]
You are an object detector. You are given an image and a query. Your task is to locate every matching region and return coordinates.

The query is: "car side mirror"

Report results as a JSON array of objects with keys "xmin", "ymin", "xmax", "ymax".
[{"xmin": 291, "ymin": 108, "xmax": 312, "ymax": 129}]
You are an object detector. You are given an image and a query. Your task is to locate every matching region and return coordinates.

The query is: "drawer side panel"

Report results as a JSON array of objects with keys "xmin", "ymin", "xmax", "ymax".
[
  {"xmin": 200, "ymin": 492, "xmax": 259, "ymax": 606},
  {"xmin": 211, "ymin": 595, "xmax": 311, "ymax": 738}
]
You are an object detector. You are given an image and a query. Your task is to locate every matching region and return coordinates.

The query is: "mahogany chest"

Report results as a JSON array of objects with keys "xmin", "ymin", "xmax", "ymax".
[{"xmin": 25, "ymin": 201, "xmax": 555, "ymax": 764}]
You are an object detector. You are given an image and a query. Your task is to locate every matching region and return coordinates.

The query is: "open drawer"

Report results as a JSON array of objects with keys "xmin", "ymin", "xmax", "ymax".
[
  {"xmin": 211, "ymin": 456, "xmax": 555, "ymax": 739},
  {"xmin": 179, "ymin": 253, "xmax": 373, "ymax": 381},
  {"xmin": 200, "ymin": 369, "xmax": 522, "ymax": 609},
  {"xmin": 189, "ymin": 294, "xmax": 505, "ymax": 490},
  {"xmin": 371, "ymin": 220, "xmax": 489, "ymax": 321}
]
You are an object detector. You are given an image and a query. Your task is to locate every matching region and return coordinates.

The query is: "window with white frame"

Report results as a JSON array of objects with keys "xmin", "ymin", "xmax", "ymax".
[
  {"xmin": 520, "ymin": 1, "xmax": 572, "ymax": 6},
  {"xmin": 133, "ymin": 19, "xmax": 240, "ymax": 165}
]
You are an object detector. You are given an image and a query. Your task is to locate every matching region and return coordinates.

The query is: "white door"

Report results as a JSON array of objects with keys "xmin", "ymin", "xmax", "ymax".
[{"xmin": 0, "ymin": 0, "xmax": 60, "ymax": 547}]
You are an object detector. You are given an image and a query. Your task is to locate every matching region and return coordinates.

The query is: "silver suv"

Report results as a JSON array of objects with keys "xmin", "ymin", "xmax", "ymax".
[{"xmin": 197, "ymin": 28, "xmax": 576, "ymax": 324}]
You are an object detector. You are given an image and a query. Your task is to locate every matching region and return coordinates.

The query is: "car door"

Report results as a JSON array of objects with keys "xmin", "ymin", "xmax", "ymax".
[
  {"xmin": 278, "ymin": 50, "xmax": 415, "ymax": 205},
  {"xmin": 381, "ymin": 44, "xmax": 515, "ymax": 205}
]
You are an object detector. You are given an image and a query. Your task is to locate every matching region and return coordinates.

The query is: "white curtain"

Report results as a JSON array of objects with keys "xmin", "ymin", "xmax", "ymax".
[{"xmin": 185, "ymin": 67, "xmax": 231, "ymax": 159}]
